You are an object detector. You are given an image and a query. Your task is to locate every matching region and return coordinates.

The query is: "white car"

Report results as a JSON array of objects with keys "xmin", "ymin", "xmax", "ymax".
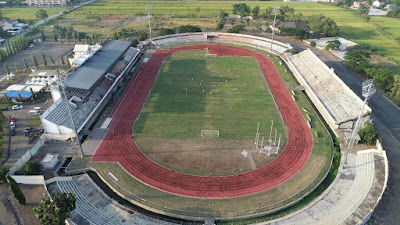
[
  {"xmin": 10, "ymin": 121, "xmax": 15, "ymax": 129},
  {"xmin": 12, "ymin": 105, "xmax": 23, "ymax": 110}
]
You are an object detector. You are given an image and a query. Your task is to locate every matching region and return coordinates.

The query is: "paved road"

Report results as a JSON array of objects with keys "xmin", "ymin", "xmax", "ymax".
[{"xmin": 275, "ymin": 36, "xmax": 400, "ymax": 225}]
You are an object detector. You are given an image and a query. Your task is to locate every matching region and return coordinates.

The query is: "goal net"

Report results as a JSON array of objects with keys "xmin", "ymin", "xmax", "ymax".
[
  {"xmin": 205, "ymin": 53, "xmax": 217, "ymax": 57},
  {"xmin": 201, "ymin": 130, "xmax": 220, "ymax": 138}
]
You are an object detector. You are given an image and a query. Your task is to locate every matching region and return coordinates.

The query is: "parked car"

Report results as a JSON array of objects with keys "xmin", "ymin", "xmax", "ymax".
[
  {"xmin": 12, "ymin": 105, "xmax": 23, "ymax": 110},
  {"xmin": 1, "ymin": 107, "xmax": 8, "ymax": 111},
  {"xmin": 10, "ymin": 121, "xmax": 15, "ymax": 129},
  {"xmin": 10, "ymin": 116, "xmax": 16, "ymax": 122},
  {"xmin": 9, "ymin": 127, "xmax": 16, "ymax": 136},
  {"xmin": 23, "ymin": 127, "xmax": 33, "ymax": 136}
]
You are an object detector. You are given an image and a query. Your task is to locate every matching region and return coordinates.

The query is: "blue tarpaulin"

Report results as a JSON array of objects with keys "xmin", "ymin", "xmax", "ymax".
[{"xmin": 5, "ymin": 91, "xmax": 32, "ymax": 98}]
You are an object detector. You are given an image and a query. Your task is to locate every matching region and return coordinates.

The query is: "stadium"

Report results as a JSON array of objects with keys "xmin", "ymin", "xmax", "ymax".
[{"xmin": 39, "ymin": 33, "xmax": 387, "ymax": 224}]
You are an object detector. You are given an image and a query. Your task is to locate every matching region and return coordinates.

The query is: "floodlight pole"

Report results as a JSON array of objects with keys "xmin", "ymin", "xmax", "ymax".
[
  {"xmin": 255, "ymin": 123, "xmax": 260, "ymax": 145},
  {"xmin": 146, "ymin": 5, "xmax": 152, "ymax": 48},
  {"xmin": 269, "ymin": 120, "xmax": 274, "ymax": 145},
  {"xmin": 343, "ymin": 79, "xmax": 375, "ymax": 168},
  {"xmin": 270, "ymin": 7, "xmax": 280, "ymax": 51},
  {"xmin": 58, "ymin": 72, "xmax": 84, "ymax": 158}
]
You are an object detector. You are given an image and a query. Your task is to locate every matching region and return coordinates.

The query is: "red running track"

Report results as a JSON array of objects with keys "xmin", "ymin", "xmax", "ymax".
[{"xmin": 92, "ymin": 44, "xmax": 313, "ymax": 198}]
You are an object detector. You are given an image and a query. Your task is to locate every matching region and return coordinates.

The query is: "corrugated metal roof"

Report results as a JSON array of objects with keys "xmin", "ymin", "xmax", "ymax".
[{"xmin": 65, "ymin": 40, "xmax": 131, "ymax": 91}]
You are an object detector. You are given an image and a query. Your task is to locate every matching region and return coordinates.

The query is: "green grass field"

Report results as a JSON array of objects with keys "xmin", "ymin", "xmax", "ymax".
[
  {"xmin": 134, "ymin": 49, "xmax": 287, "ymax": 176},
  {"xmin": 83, "ymin": 44, "xmax": 333, "ymax": 219},
  {"xmin": 135, "ymin": 50, "xmax": 286, "ymax": 140},
  {"xmin": 1, "ymin": 8, "xmax": 66, "ymax": 22}
]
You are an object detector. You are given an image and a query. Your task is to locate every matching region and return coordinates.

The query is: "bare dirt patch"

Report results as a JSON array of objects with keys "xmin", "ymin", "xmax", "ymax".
[
  {"xmin": 122, "ymin": 16, "xmax": 148, "ymax": 26},
  {"xmin": 370, "ymin": 53, "xmax": 400, "ymax": 68},
  {"xmin": 98, "ymin": 14, "xmax": 128, "ymax": 26},
  {"xmin": 138, "ymin": 138, "xmax": 278, "ymax": 176}
]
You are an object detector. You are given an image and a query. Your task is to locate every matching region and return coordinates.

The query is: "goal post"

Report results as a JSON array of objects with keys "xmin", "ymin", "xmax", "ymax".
[{"xmin": 201, "ymin": 130, "xmax": 219, "ymax": 138}]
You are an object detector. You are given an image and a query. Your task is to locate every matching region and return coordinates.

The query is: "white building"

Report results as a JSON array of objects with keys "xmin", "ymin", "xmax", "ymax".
[
  {"xmin": 372, "ymin": 0, "xmax": 386, "ymax": 8},
  {"xmin": 69, "ymin": 43, "xmax": 102, "ymax": 67}
]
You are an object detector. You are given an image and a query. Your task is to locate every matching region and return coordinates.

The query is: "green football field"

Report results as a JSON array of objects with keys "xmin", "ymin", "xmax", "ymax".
[{"xmin": 134, "ymin": 50, "xmax": 286, "ymax": 142}]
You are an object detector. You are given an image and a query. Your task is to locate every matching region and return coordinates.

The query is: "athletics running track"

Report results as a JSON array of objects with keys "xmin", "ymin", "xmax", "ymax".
[{"xmin": 92, "ymin": 44, "xmax": 313, "ymax": 198}]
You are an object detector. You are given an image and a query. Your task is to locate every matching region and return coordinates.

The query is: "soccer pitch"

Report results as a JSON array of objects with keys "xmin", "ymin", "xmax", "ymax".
[
  {"xmin": 134, "ymin": 50, "xmax": 287, "ymax": 175},
  {"xmin": 135, "ymin": 50, "xmax": 286, "ymax": 139}
]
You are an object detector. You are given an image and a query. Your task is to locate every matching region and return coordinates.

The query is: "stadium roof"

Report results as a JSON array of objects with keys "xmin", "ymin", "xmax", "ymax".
[{"xmin": 65, "ymin": 40, "xmax": 131, "ymax": 91}]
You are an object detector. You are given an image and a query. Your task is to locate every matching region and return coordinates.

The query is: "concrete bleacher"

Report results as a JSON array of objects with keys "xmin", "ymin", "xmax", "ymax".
[
  {"xmin": 42, "ymin": 47, "xmax": 140, "ymax": 135},
  {"xmin": 151, "ymin": 32, "xmax": 292, "ymax": 54},
  {"xmin": 288, "ymin": 49, "xmax": 370, "ymax": 127},
  {"xmin": 273, "ymin": 150, "xmax": 385, "ymax": 225},
  {"xmin": 52, "ymin": 175, "xmax": 173, "ymax": 225}
]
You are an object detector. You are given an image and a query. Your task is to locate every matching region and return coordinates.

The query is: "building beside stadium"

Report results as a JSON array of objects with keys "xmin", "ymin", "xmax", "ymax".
[{"xmin": 40, "ymin": 40, "xmax": 140, "ymax": 139}]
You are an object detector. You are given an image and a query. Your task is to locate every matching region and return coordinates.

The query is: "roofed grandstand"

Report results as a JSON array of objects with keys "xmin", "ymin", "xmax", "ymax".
[
  {"xmin": 151, "ymin": 32, "xmax": 292, "ymax": 54},
  {"xmin": 41, "ymin": 40, "xmax": 141, "ymax": 137},
  {"xmin": 287, "ymin": 49, "xmax": 371, "ymax": 129}
]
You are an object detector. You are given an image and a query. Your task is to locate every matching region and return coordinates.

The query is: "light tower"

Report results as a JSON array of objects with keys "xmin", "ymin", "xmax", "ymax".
[
  {"xmin": 145, "ymin": 4, "xmax": 152, "ymax": 47},
  {"xmin": 58, "ymin": 71, "xmax": 85, "ymax": 158},
  {"xmin": 343, "ymin": 79, "xmax": 375, "ymax": 168},
  {"xmin": 270, "ymin": 6, "xmax": 280, "ymax": 51}
]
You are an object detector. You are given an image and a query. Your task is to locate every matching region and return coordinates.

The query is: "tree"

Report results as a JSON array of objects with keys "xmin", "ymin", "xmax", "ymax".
[
  {"xmin": 19, "ymin": 159, "xmax": 40, "ymax": 175},
  {"xmin": 6, "ymin": 174, "xmax": 26, "ymax": 205},
  {"xmin": 34, "ymin": 192, "xmax": 76, "ymax": 225},
  {"xmin": 23, "ymin": 59, "xmax": 28, "ymax": 69},
  {"xmin": 291, "ymin": 48, "xmax": 299, "ymax": 54},
  {"xmin": 4, "ymin": 64, "xmax": 10, "ymax": 75},
  {"xmin": 358, "ymin": 121, "xmax": 377, "ymax": 145},
  {"xmin": 131, "ymin": 39, "xmax": 139, "ymax": 47},
  {"xmin": 50, "ymin": 55, "xmax": 55, "ymax": 64},
  {"xmin": 365, "ymin": 67, "xmax": 394, "ymax": 91},
  {"xmin": 14, "ymin": 62, "xmax": 18, "ymax": 72},
  {"xmin": 391, "ymin": 75, "xmax": 400, "ymax": 104},
  {"xmin": 36, "ymin": 9, "xmax": 48, "ymax": 20},
  {"xmin": 252, "ymin": 5, "xmax": 260, "ymax": 19},
  {"xmin": 177, "ymin": 25, "xmax": 201, "ymax": 33},
  {"xmin": 32, "ymin": 55, "xmax": 38, "ymax": 67},
  {"xmin": 41, "ymin": 52, "xmax": 47, "ymax": 67},
  {"xmin": 308, "ymin": 14, "xmax": 339, "ymax": 37},
  {"xmin": 0, "ymin": 165, "xmax": 9, "ymax": 184},
  {"xmin": 66, "ymin": 57, "xmax": 71, "ymax": 67},
  {"xmin": 232, "ymin": 3, "xmax": 251, "ymax": 17},
  {"xmin": 227, "ymin": 25, "xmax": 246, "ymax": 33},
  {"xmin": 157, "ymin": 28, "xmax": 176, "ymax": 36},
  {"xmin": 325, "ymin": 40, "xmax": 341, "ymax": 51},
  {"xmin": 61, "ymin": 55, "xmax": 65, "ymax": 65},
  {"xmin": 18, "ymin": 93, "xmax": 23, "ymax": 102},
  {"xmin": 40, "ymin": 30, "xmax": 46, "ymax": 41},
  {"xmin": 344, "ymin": 50, "xmax": 371, "ymax": 73}
]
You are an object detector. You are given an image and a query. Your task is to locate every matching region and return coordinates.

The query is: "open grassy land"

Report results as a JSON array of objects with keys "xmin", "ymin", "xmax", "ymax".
[
  {"xmin": 0, "ymin": 8, "xmax": 66, "ymax": 22},
  {"xmin": 134, "ymin": 50, "xmax": 286, "ymax": 176},
  {"xmin": 50, "ymin": 0, "xmax": 400, "ymax": 68},
  {"xmin": 85, "ymin": 44, "xmax": 333, "ymax": 219}
]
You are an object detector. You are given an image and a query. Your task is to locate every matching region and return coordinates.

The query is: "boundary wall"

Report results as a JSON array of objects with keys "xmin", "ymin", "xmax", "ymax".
[{"xmin": 9, "ymin": 137, "xmax": 45, "ymax": 174}]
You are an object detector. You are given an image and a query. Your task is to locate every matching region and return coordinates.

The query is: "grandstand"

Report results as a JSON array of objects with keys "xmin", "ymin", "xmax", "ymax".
[
  {"xmin": 151, "ymin": 32, "xmax": 292, "ymax": 54},
  {"xmin": 41, "ymin": 40, "xmax": 141, "ymax": 137},
  {"xmin": 287, "ymin": 49, "xmax": 371, "ymax": 129}
]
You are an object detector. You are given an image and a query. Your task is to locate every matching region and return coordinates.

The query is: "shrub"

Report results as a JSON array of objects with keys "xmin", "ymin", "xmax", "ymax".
[
  {"xmin": 19, "ymin": 159, "xmax": 40, "ymax": 175},
  {"xmin": 177, "ymin": 25, "xmax": 201, "ymax": 33},
  {"xmin": 227, "ymin": 25, "xmax": 246, "ymax": 33},
  {"xmin": 358, "ymin": 121, "xmax": 377, "ymax": 145},
  {"xmin": 310, "ymin": 40, "xmax": 316, "ymax": 47},
  {"xmin": 291, "ymin": 48, "xmax": 299, "ymax": 54},
  {"xmin": 0, "ymin": 165, "xmax": 9, "ymax": 184},
  {"xmin": 157, "ymin": 28, "xmax": 176, "ymax": 36}
]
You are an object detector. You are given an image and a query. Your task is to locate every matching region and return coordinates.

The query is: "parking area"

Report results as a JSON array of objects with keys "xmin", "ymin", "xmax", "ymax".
[
  {"xmin": 0, "ymin": 41, "xmax": 74, "ymax": 78},
  {"xmin": 1, "ymin": 99, "xmax": 53, "ymax": 168}
]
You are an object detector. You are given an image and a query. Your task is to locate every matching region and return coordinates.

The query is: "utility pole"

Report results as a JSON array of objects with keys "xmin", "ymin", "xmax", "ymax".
[
  {"xmin": 146, "ymin": 5, "xmax": 152, "ymax": 48},
  {"xmin": 343, "ymin": 79, "xmax": 375, "ymax": 168},
  {"xmin": 270, "ymin": 7, "xmax": 280, "ymax": 51},
  {"xmin": 58, "ymin": 71, "xmax": 85, "ymax": 158}
]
